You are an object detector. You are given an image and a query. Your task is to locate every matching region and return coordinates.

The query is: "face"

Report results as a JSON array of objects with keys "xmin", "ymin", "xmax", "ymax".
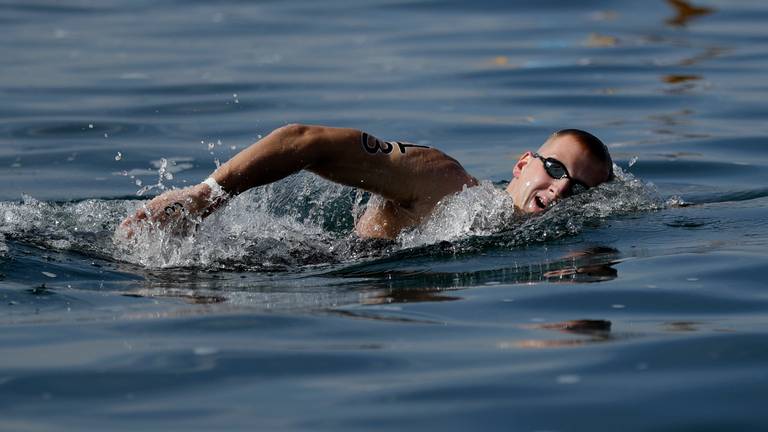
[{"xmin": 505, "ymin": 134, "xmax": 609, "ymax": 214}]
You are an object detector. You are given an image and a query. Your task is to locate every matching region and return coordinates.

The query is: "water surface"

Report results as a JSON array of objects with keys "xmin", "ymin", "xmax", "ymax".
[{"xmin": 2, "ymin": 0, "xmax": 768, "ymax": 430}]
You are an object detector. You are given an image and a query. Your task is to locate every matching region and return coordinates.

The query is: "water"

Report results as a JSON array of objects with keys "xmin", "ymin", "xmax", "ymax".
[{"xmin": 2, "ymin": 0, "xmax": 768, "ymax": 430}]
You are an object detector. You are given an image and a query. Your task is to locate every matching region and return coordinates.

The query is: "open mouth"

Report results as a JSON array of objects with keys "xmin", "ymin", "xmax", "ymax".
[{"xmin": 533, "ymin": 194, "xmax": 547, "ymax": 210}]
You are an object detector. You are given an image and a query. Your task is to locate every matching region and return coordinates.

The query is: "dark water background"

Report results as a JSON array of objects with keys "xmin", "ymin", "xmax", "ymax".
[{"xmin": 2, "ymin": 0, "xmax": 768, "ymax": 430}]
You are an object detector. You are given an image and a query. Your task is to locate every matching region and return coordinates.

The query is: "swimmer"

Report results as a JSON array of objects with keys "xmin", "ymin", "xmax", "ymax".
[{"xmin": 119, "ymin": 125, "xmax": 613, "ymax": 239}]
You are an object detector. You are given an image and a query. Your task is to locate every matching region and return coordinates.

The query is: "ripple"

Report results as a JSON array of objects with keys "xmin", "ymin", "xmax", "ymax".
[
  {"xmin": 1, "ymin": 120, "xmax": 163, "ymax": 140},
  {"xmin": 120, "ymin": 98, "xmax": 279, "ymax": 117}
]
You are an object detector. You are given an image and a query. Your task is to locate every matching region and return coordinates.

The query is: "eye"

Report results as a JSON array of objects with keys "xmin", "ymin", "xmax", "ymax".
[{"xmin": 544, "ymin": 160, "xmax": 567, "ymax": 178}]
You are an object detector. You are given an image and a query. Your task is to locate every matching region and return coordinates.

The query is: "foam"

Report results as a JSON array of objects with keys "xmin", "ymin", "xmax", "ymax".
[{"xmin": 1, "ymin": 167, "xmax": 662, "ymax": 270}]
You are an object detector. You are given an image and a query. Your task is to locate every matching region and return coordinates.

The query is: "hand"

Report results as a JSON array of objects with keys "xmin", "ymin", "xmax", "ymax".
[{"xmin": 118, "ymin": 184, "xmax": 214, "ymax": 238}]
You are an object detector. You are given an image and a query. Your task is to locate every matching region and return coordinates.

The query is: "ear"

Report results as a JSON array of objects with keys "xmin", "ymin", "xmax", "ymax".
[{"xmin": 512, "ymin": 152, "xmax": 533, "ymax": 178}]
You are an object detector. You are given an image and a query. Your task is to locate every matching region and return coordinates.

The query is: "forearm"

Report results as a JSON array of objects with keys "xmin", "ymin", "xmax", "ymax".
[{"xmin": 208, "ymin": 124, "xmax": 320, "ymax": 195}]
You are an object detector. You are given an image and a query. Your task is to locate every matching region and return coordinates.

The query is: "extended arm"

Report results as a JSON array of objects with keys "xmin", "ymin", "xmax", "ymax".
[{"xmin": 119, "ymin": 124, "xmax": 476, "ymax": 234}]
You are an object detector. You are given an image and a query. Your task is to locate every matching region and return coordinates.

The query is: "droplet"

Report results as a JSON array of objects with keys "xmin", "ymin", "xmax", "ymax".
[
  {"xmin": 88, "ymin": 124, "xmax": 94, "ymax": 129},
  {"xmin": 41, "ymin": 271, "xmax": 57, "ymax": 278},
  {"xmin": 115, "ymin": 152, "xmax": 122, "ymax": 161}
]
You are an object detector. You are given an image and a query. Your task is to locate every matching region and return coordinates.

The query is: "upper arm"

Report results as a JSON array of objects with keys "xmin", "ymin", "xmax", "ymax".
[{"xmin": 301, "ymin": 125, "xmax": 477, "ymax": 208}]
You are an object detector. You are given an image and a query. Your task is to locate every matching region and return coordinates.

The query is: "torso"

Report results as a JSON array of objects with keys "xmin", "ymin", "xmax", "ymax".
[
  {"xmin": 354, "ymin": 145, "xmax": 480, "ymax": 239},
  {"xmin": 355, "ymin": 198, "xmax": 420, "ymax": 239},
  {"xmin": 355, "ymin": 176, "xmax": 479, "ymax": 239}
]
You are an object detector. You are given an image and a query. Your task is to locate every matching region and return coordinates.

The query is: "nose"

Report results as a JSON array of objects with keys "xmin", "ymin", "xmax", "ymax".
[{"xmin": 547, "ymin": 178, "xmax": 571, "ymax": 200}]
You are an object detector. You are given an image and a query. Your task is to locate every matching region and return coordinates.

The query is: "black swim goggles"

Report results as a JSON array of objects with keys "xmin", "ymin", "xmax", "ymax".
[{"xmin": 532, "ymin": 153, "xmax": 589, "ymax": 196}]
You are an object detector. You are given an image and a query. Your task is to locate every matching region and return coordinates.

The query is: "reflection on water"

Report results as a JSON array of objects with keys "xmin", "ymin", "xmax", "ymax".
[
  {"xmin": 666, "ymin": 0, "xmax": 715, "ymax": 27},
  {"xmin": 663, "ymin": 321, "xmax": 701, "ymax": 332},
  {"xmin": 119, "ymin": 244, "xmax": 621, "ymax": 310},
  {"xmin": 662, "ymin": 75, "xmax": 701, "ymax": 84},
  {"xmin": 513, "ymin": 319, "xmax": 614, "ymax": 349},
  {"xmin": 335, "ymin": 245, "xmax": 620, "ymax": 291}
]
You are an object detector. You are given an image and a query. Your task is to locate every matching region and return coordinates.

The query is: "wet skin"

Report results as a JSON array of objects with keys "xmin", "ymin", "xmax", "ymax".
[
  {"xmin": 120, "ymin": 126, "xmax": 611, "ymax": 239},
  {"xmin": 505, "ymin": 134, "xmax": 611, "ymax": 214}
]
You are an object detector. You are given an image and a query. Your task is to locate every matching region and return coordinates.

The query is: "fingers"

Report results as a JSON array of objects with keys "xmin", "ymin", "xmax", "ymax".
[
  {"xmin": 117, "ymin": 216, "xmax": 135, "ymax": 240},
  {"xmin": 117, "ymin": 206, "xmax": 150, "ymax": 240},
  {"xmin": 117, "ymin": 187, "xmax": 205, "ymax": 240}
]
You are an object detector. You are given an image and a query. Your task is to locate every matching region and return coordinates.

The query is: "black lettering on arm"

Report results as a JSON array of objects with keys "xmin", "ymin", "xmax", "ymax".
[
  {"xmin": 361, "ymin": 133, "xmax": 431, "ymax": 155},
  {"xmin": 361, "ymin": 132, "xmax": 393, "ymax": 155},
  {"xmin": 394, "ymin": 142, "xmax": 430, "ymax": 154}
]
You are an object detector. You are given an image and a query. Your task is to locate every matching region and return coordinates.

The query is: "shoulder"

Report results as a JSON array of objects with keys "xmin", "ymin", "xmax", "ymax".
[
  {"xmin": 422, "ymin": 147, "xmax": 478, "ymax": 185},
  {"xmin": 406, "ymin": 146, "xmax": 478, "ymax": 207}
]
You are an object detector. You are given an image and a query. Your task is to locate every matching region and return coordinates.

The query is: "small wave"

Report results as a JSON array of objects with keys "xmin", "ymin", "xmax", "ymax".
[
  {"xmin": 1, "ymin": 168, "xmax": 662, "ymax": 270},
  {"xmin": 670, "ymin": 187, "xmax": 768, "ymax": 206},
  {"xmin": 398, "ymin": 181, "xmax": 517, "ymax": 249},
  {"xmin": 0, "ymin": 195, "xmax": 133, "ymax": 260},
  {"xmin": 399, "ymin": 166, "xmax": 663, "ymax": 252}
]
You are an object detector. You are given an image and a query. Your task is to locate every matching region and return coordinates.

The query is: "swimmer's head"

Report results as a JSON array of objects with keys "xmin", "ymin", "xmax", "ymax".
[{"xmin": 506, "ymin": 129, "xmax": 613, "ymax": 214}]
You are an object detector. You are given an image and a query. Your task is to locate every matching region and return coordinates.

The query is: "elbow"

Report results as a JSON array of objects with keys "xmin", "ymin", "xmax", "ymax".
[
  {"xmin": 269, "ymin": 123, "xmax": 323, "ymax": 168},
  {"xmin": 276, "ymin": 123, "xmax": 319, "ymax": 145},
  {"xmin": 273, "ymin": 123, "xmax": 317, "ymax": 153},
  {"xmin": 277, "ymin": 123, "xmax": 311, "ymax": 138}
]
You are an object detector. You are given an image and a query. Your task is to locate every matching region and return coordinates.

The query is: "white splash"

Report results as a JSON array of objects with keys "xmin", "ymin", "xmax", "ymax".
[
  {"xmin": 1, "ymin": 167, "xmax": 662, "ymax": 271},
  {"xmin": 398, "ymin": 181, "xmax": 516, "ymax": 248}
]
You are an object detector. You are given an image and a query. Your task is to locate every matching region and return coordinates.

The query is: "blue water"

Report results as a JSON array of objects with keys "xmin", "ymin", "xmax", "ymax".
[{"xmin": 2, "ymin": 0, "xmax": 768, "ymax": 430}]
